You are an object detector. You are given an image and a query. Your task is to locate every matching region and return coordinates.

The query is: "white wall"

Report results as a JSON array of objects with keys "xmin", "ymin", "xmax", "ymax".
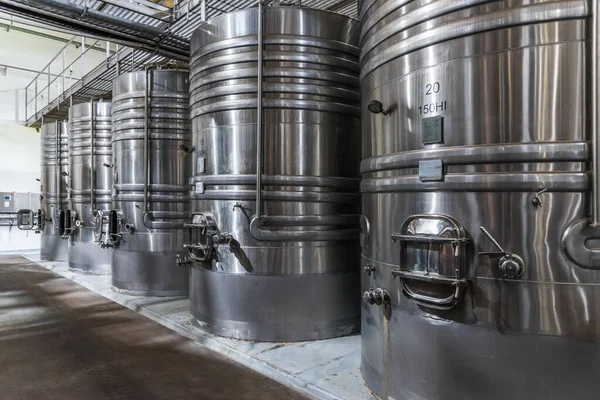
[
  {"xmin": 0, "ymin": 20, "xmax": 109, "ymax": 193},
  {"xmin": 0, "ymin": 122, "xmax": 40, "ymax": 193},
  {"xmin": 0, "ymin": 17, "xmax": 111, "ymax": 252},
  {"xmin": 0, "ymin": 20, "xmax": 108, "ymax": 122}
]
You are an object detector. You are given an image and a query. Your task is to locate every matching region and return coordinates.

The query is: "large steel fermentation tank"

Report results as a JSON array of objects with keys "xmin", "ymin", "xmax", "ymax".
[
  {"xmin": 40, "ymin": 121, "xmax": 69, "ymax": 261},
  {"xmin": 359, "ymin": 1, "xmax": 600, "ymax": 399},
  {"xmin": 186, "ymin": 5, "xmax": 362, "ymax": 341},
  {"xmin": 64, "ymin": 101, "xmax": 113, "ymax": 274},
  {"xmin": 108, "ymin": 68, "xmax": 191, "ymax": 296}
]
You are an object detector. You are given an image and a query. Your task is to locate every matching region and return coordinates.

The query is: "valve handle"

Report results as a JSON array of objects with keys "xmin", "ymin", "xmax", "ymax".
[{"xmin": 479, "ymin": 226, "xmax": 506, "ymax": 254}]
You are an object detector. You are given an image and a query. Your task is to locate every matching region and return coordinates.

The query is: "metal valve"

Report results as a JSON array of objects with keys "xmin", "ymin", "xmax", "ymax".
[
  {"xmin": 479, "ymin": 226, "xmax": 525, "ymax": 279},
  {"xmin": 363, "ymin": 288, "xmax": 390, "ymax": 306},
  {"xmin": 183, "ymin": 213, "xmax": 224, "ymax": 263},
  {"xmin": 124, "ymin": 223, "xmax": 135, "ymax": 234},
  {"xmin": 499, "ymin": 255, "xmax": 525, "ymax": 279},
  {"xmin": 108, "ymin": 233, "xmax": 123, "ymax": 245},
  {"xmin": 364, "ymin": 264, "xmax": 376, "ymax": 276},
  {"xmin": 212, "ymin": 232, "xmax": 233, "ymax": 245},
  {"xmin": 368, "ymin": 100, "xmax": 388, "ymax": 115}
]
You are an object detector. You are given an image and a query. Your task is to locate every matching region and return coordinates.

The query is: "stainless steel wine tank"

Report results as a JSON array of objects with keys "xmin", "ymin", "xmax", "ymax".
[
  {"xmin": 61, "ymin": 101, "xmax": 113, "ymax": 274},
  {"xmin": 359, "ymin": 1, "xmax": 600, "ymax": 399},
  {"xmin": 106, "ymin": 68, "xmax": 191, "ymax": 296},
  {"xmin": 40, "ymin": 121, "xmax": 69, "ymax": 262},
  {"xmin": 186, "ymin": 5, "xmax": 362, "ymax": 341}
]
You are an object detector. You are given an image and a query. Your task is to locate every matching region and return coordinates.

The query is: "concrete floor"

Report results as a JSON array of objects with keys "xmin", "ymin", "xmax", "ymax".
[
  {"xmin": 27, "ymin": 254, "xmax": 373, "ymax": 400},
  {"xmin": 0, "ymin": 254, "xmax": 308, "ymax": 400}
]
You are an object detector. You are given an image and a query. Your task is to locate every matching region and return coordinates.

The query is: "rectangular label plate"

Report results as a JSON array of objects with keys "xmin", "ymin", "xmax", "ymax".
[
  {"xmin": 197, "ymin": 157, "xmax": 206, "ymax": 174},
  {"xmin": 419, "ymin": 160, "xmax": 443, "ymax": 182},
  {"xmin": 422, "ymin": 116, "xmax": 443, "ymax": 144},
  {"xmin": 195, "ymin": 182, "xmax": 205, "ymax": 194}
]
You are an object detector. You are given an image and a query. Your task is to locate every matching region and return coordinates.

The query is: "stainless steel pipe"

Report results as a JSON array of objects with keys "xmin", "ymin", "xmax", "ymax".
[
  {"xmin": 143, "ymin": 66, "xmax": 150, "ymax": 218},
  {"xmin": 89, "ymin": 99, "xmax": 95, "ymax": 211},
  {"xmin": 255, "ymin": 0, "xmax": 264, "ymax": 219},
  {"xmin": 593, "ymin": 0, "xmax": 600, "ymax": 226}
]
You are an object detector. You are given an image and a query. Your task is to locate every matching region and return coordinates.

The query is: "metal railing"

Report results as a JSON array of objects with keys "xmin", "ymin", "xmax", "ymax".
[{"xmin": 24, "ymin": 36, "xmax": 110, "ymax": 122}]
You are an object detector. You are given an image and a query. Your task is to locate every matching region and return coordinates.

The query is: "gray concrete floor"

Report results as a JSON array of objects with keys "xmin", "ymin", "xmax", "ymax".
[
  {"xmin": 31, "ymin": 255, "xmax": 371, "ymax": 400},
  {"xmin": 0, "ymin": 255, "xmax": 308, "ymax": 400}
]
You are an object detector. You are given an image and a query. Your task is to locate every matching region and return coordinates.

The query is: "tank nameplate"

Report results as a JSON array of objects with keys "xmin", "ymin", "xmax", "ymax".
[
  {"xmin": 418, "ymin": 160, "xmax": 443, "ymax": 182},
  {"xmin": 422, "ymin": 116, "xmax": 443, "ymax": 144},
  {"xmin": 197, "ymin": 157, "xmax": 206, "ymax": 174}
]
